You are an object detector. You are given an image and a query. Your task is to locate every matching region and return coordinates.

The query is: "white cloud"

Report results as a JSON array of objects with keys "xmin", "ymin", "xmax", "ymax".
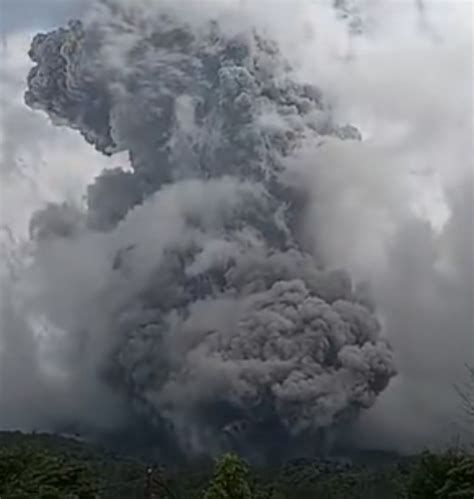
[{"xmin": 0, "ymin": 30, "xmax": 128, "ymax": 237}]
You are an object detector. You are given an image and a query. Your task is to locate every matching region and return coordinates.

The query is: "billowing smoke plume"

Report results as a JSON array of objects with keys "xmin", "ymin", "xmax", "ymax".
[{"xmin": 1, "ymin": 0, "xmax": 398, "ymax": 459}]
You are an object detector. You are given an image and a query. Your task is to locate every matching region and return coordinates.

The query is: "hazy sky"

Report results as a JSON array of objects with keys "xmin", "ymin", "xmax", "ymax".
[{"xmin": 1, "ymin": 0, "xmax": 88, "ymax": 35}]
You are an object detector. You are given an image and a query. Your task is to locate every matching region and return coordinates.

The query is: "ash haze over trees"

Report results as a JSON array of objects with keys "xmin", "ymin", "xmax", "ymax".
[{"xmin": 0, "ymin": 0, "xmax": 472, "ymax": 461}]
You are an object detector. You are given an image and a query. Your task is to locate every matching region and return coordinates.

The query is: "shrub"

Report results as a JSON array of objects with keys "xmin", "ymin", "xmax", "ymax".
[
  {"xmin": 0, "ymin": 443, "xmax": 98, "ymax": 498},
  {"xmin": 408, "ymin": 450, "xmax": 474, "ymax": 498}
]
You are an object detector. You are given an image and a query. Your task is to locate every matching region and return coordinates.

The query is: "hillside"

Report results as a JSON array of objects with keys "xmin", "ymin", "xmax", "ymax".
[{"xmin": 0, "ymin": 431, "xmax": 432, "ymax": 498}]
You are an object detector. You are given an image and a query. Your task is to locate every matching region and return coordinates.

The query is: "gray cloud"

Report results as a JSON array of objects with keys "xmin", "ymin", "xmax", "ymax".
[
  {"xmin": 0, "ymin": 0, "xmax": 397, "ymax": 461},
  {"xmin": 356, "ymin": 176, "xmax": 473, "ymax": 452}
]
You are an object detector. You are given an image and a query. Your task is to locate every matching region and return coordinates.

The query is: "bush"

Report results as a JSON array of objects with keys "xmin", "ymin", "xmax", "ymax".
[
  {"xmin": 437, "ymin": 455, "xmax": 474, "ymax": 498},
  {"xmin": 408, "ymin": 450, "xmax": 474, "ymax": 498},
  {"xmin": 0, "ymin": 443, "xmax": 99, "ymax": 498}
]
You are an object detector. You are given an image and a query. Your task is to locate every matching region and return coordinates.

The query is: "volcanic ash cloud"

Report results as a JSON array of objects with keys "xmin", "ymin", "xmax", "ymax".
[{"xmin": 19, "ymin": 0, "xmax": 396, "ymax": 459}]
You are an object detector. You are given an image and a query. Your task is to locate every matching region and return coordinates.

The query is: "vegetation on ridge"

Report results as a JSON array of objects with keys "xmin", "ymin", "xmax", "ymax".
[{"xmin": 0, "ymin": 432, "xmax": 473, "ymax": 498}]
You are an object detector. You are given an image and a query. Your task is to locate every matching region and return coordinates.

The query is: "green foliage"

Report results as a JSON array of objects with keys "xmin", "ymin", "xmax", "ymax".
[
  {"xmin": 276, "ymin": 468, "xmax": 409, "ymax": 499},
  {"xmin": 0, "ymin": 442, "xmax": 98, "ymax": 498},
  {"xmin": 203, "ymin": 453, "xmax": 253, "ymax": 499},
  {"xmin": 436, "ymin": 455, "xmax": 474, "ymax": 498},
  {"xmin": 252, "ymin": 481, "xmax": 286, "ymax": 499},
  {"xmin": 1, "ymin": 431, "xmax": 473, "ymax": 499},
  {"xmin": 201, "ymin": 454, "xmax": 414, "ymax": 499},
  {"xmin": 408, "ymin": 450, "xmax": 474, "ymax": 498}
]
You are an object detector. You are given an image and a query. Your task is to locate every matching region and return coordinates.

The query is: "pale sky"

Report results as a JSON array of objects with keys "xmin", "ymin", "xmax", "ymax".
[{"xmin": 1, "ymin": 0, "xmax": 87, "ymax": 35}]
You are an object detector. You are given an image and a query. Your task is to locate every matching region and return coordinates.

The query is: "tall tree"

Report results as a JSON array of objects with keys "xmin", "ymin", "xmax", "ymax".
[{"xmin": 203, "ymin": 453, "xmax": 253, "ymax": 499}]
